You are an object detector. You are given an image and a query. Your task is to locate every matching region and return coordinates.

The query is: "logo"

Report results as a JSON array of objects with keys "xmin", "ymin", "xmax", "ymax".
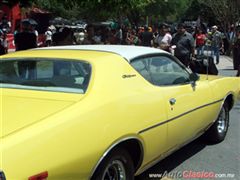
[{"xmin": 122, "ymin": 74, "xmax": 136, "ymax": 79}]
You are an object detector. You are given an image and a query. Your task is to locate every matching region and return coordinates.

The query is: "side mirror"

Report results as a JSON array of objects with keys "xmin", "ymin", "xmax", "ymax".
[
  {"xmin": 189, "ymin": 73, "xmax": 199, "ymax": 89},
  {"xmin": 189, "ymin": 73, "xmax": 199, "ymax": 82}
]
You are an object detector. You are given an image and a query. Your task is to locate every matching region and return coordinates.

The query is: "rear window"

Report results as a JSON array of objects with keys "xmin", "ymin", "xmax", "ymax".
[{"xmin": 0, "ymin": 58, "xmax": 91, "ymax": 93}]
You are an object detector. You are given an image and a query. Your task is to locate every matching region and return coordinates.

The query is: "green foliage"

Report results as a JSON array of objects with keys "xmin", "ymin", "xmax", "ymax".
[
  {"xmin": 8, "ymin": 0, "xmax": 221, "ymax": 26},
  {"xmin": 144, "ymin": 0, "xmax": 193, "ymax": 21},
  {"xmin": 31, "ymin": 0, "xmax": 81, "ymax": 20},
  {"xmin": 183, "ymin": 0, "xmax": 216, "ymax": 24},
  {"xmin": 197, "ymin": 0, "xmax": 240, "ymax": 25}
]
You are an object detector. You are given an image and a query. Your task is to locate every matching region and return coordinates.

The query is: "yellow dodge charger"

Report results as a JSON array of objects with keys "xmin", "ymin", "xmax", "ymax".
[{"xmin": 0, "ymin": 45, "xmax": 239, "ymax": 180}]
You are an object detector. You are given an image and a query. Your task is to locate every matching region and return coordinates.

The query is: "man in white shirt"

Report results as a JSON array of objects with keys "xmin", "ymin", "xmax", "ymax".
[
  {"xmin": 156, "ymin": 23, "xmax": 172, "ymax": 52},
  {"xmin": 45, "ymin": 27, "xmax": 53, "ymax": 46}
]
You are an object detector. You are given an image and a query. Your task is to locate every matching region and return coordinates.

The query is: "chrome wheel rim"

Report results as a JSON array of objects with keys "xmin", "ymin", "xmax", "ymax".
[
  {"xmin": 102, "ymin": 160, "xmax": 126, "ymax": 180},
  {"xmin": 217, "ymin": 107, "xmax": 227, "ymax": 134}
]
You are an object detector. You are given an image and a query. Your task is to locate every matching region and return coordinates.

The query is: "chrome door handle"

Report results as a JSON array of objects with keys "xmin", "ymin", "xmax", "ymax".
[{"xmin": 169, "ymin": 98, "xmax": 176, "ymax": 105}]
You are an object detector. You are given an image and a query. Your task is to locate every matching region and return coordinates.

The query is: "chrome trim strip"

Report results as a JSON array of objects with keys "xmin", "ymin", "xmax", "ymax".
[
  {"xmin": 89, "ymin": 136, "xmax": 144, "ymax": 179},
  {"xmin": 138, "ymin": 99, "xmax": 224, "ymax": 134}
]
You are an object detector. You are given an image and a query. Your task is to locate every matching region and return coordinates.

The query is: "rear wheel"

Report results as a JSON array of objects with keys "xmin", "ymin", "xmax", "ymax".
[
  {"xmin": 205, "ymin": 103, "xmax": 229, "ymax": 143},
  {"xmin": 92, "ymin": 148, "xmax": 134, "ymax": 180}
]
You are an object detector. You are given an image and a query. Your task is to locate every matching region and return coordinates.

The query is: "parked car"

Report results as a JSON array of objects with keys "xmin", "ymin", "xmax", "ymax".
[{"xmin": 0, "ymin": 45, "xmax": 240, "ymax": 180}]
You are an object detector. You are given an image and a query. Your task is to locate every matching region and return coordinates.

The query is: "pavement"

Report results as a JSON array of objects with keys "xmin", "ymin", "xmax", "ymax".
[
  {"xmin": 216, "ymin": 55, "xmax": 238, "ymax": 77},
  {"xmin": 216, "ymin": 55, "xmax": 233, "ymax": 69}
]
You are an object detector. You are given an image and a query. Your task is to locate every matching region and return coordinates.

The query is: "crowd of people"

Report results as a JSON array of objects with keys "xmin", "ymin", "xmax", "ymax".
[
  {"xmin": 0, "ymin": 20, "xmax": 240, "ymax": 76},
  {"xmin": 44, "ymin": 22, "xmax": 240, "ymax": 76}
]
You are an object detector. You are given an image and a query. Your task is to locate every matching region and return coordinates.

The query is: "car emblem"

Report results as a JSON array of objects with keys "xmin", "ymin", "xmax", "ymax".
[{"xmin": 122, "ymin": 74, "xmax": 136, "ymax": 78}]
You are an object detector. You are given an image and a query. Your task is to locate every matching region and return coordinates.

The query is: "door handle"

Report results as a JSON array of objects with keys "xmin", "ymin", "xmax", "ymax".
[{"xmin": 169, "ymin": 98, "xmax": 176, "ymax": 105}]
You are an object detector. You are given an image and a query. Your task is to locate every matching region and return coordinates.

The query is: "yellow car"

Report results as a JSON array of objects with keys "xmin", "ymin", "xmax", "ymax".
[{"xmin": 0, "ymin": 45, "xmax": 240, "ymax": 180}]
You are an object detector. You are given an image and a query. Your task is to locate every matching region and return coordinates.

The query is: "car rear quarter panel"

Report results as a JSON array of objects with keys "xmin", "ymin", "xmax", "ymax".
[
  {"xmin": 1, "ymin": 52, "xmax": 165, "ymax": 179},
  {"xmin": 201, "ymin": 75, "xmax": 240, "ymax": 106}
]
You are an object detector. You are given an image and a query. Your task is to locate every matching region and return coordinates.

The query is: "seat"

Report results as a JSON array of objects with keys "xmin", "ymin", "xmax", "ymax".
[{"xmin": 52, "ymin": 75, "xmax": 76, "ymax": 87}]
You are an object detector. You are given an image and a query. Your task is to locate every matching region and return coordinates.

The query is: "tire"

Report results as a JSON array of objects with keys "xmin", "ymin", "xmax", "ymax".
[
  {"xmin": 91, "ymin": 148, "xmax": 135, "ymax": 180},
  {"xmin": 205, "ymin": 103, "xmax": 229, "ymax": 143}
]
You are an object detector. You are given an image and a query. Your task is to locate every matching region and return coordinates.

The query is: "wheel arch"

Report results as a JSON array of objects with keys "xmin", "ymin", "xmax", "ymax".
[
  {"xmin": 224, "ymin": 93, "xmax": 234, "ymax": 110},
  {"xmin": 90, "ymin": 137, "xmax": 144, "ymax": 179}
]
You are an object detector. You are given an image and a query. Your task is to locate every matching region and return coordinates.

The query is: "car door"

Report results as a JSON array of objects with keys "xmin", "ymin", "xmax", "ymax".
[
  {"xmin": 146, "ymin": 54, "xmax": 216, "ymax": 150},
  {"xmin": 131, "ymin": 54, "xmax": 216, "ymax": 153}
]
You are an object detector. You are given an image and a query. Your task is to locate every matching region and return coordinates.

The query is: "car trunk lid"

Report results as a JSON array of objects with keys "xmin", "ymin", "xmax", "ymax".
[{"xmin": 0, "ymin": 88, "xmax": 84, "ymax": 138}]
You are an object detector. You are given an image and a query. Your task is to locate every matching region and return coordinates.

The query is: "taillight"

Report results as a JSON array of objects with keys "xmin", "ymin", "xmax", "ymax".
[{"xmin": 28, "ymin": 171, "xmax": 48, "ymax": 180}]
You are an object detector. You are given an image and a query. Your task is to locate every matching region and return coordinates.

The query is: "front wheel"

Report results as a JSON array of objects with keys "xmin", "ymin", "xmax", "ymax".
[
  {"xmin": 91, "ymin": 148, "xmax": 135, "ymax": 180},
  {"xmin": 205, "ymin": 103, "xmax": 229, "ymax": 143}
]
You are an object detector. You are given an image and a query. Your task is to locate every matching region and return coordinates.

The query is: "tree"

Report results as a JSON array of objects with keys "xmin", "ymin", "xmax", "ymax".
[
  {"xmin": 146, "ymin": 0, "xmax": 192, "ymax": 21},
  {"xmin": 26, "ymin": 0, "xmax": 194, "ymax": 26},
  {"xmin": 183, "ymin": 0, "xmax": 216, "ymax": 24},
  {"xmin": 198, "ymin": 0, "xmax": 240, "ymax": 36}
]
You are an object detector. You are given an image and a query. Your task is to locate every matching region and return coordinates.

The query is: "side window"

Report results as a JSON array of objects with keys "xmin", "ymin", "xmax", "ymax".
[{"xmin": 131, "ymin": 55, "xmax": 190, "ymax": 86}]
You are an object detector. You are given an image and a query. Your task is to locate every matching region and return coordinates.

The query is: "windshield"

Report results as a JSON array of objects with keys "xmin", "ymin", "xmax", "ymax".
[{"xmin": 0, "ymin": 58, "xmax": 91, "ymax": 93}]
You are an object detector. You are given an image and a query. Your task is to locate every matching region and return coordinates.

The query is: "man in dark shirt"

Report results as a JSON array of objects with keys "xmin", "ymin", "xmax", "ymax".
[
  {"xmin": 171, "ymin": 23, "xmax": 195, "ymax": 67},
  {"xmin": 15, "ymin": 22, "xmax": 37, "ymax": 51},
  {"xmin": 15, "ymin": 21, "xmax": 37, "ymax": 79},
  {"xmin": 140, "ymin": 26, "xmax": 153, "ymax": 47}
]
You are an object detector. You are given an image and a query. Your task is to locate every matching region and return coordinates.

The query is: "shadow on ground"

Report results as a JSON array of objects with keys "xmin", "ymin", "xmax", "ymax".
[{"xmin": 135, "ymin": 138, "xmax": 210, "ymax": 180}]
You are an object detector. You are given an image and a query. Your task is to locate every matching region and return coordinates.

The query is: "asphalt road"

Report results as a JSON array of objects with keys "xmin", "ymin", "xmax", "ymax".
[{"xmin": 136, "ymin": 57, "xmax": 240, "ymax": 180}]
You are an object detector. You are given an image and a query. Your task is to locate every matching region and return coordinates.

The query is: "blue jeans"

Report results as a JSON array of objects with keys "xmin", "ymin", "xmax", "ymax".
[
  {"xmin": 196, "ymin": 45, "xmax": 205, "ymax": 56},
  {"xmin": 211, "ymin": 46, "xmax": 220, "ymax": 64}
]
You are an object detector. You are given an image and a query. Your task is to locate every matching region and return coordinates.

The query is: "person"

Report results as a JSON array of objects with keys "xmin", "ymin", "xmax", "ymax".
[
  {"xmin": 226, "ymin": 25, "xmax": 235, "ymax": 55},
  {"xmin": 82, "ymin": 24, "xmax": 95, "ymax": 44},
  {"xmin": 115, "ymin": 26, "xmax": 123, "ymax": 44},
  {"xmin": 171, "ymin": 23, "xmax": 195, "ymax": 67},
  {"xmin": 74, "ymin": 28, "xmax": 85, "ymax": 44},
  {"xmin": 30, "ymin": 24, "xmax": 39, "ymax": 46},
  {"xmin": 233, "ymin": 28, "xmax": 240, "ymax": 75},
  {"xmin": 52, "ymin": 27, "xmax": 74, "ymax": 46},
  {"xmin": 52, "ymin": 27, "xmax": 74, "ymax": 76},
  {"xmin": 45, "ymin": 27, "xmax": 53, "ymax": 46},
  {"xmin": 92, "ymin": 29, "xmax": 103, "ymax": 44},
  {"xmin": 210, "ymin": 25, "xmax": 223, "ymax": 64},
  {"xmin": 0, "ymin": 30, "xmax": 7, "ymax": 55},
  {"xmin": 140, "ymin": 26, "xmax": 153, "ymax": 47},
  {"xmin": 156, "ymin": 23, "xmax": 172, "ymax": 52},
  {"xmin": 195, "ymin": 28, "xmax": 206, "ymax": 56},
  {"xmin": 15, "ymin": 21, "xmax": 37, "ymax": 51},
  {"xmin": 0, "ymin": 30, "xmax": 6, "ymax": 55},
  {"xmin": 15, "ymin": 21, "xmax": 37, "ymax": 79}
]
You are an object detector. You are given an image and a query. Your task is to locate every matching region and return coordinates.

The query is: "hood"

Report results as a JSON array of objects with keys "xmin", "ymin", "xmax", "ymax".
[{"xmin": 0, "ymin": 89, "xmax": 83, "ymax": 138}]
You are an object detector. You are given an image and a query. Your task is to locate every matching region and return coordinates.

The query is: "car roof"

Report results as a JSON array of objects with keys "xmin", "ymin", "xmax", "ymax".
[{"xmin": 38, "ymin": 45, "xmax": 168, "ymax": 62}]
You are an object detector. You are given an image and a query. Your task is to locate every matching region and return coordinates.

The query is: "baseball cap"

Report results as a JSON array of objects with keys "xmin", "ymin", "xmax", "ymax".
[{"xmin": 212, "ymin": 25, "xmax": 218, "ymax": 29}]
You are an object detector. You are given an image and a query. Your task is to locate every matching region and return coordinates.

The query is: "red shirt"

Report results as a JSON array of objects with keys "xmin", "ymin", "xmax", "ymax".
[{"xmin": 196, "ymin": 33, "xmax": 206, "ymax": 46}]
